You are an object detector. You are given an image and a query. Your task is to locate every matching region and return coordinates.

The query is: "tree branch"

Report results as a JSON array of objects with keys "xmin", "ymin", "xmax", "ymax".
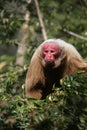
[
  {"xmin": 63, "ymin": 28, "xmax": 87, "ymax": 41},
  {"xmin": 34, "ymin": 0, "xmax": 47, "ymax": 40},
  {"xmin": 83, "ymin": 0, "xmax": 87, "ymax": 6}
]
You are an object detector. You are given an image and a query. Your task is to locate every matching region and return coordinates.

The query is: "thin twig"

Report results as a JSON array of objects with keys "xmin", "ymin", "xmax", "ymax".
[
  {"xmin": 63, "ymin": 28, "xmax": 87, "ymax": 41},
  {"xmin": 34, "ymin": 0, "xmax": 47, "ymax": 40}
]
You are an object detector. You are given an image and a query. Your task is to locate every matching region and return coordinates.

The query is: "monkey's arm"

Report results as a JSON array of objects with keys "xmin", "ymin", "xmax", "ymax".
[
  {"xmin": 63, "ymin": 45, "xmax": 87, "ymax": 76},
  {"xmin": 25, "ymin": 50, "xmax": 45, "ymax": 99}
]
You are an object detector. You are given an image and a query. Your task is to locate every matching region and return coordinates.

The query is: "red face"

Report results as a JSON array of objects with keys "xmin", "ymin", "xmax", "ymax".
[{"xmin": 42, "ymin": 43, "xmax": 60, "ymax": 63}]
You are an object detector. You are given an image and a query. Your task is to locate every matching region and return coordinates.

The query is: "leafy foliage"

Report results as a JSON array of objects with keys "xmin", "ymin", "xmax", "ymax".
[{"xmin": 0, "ymin": 66, "xmax": 87, "ymax": 130}]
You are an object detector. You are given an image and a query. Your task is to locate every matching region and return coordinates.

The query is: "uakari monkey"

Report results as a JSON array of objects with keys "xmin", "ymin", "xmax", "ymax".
[{"xmin": 25, "ymin": 39, "xmax": 87, "ymax": 99}]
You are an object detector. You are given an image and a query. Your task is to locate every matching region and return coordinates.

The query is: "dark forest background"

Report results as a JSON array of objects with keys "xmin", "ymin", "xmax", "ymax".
[{"xmin": 0, "ymin": 0, "xmax": 87, "ymax": 130}]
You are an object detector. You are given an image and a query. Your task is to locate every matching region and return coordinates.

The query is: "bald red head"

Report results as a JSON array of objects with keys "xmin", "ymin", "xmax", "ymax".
[{"xmin": 42, "ymin": 42, "xmax": 60, "ymax": 63}]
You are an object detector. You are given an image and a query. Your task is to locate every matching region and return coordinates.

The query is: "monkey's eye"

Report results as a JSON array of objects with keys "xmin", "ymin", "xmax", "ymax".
[
  {"xmin": 50, "ymin": 50, "xmax": 55, "ymax": 53},
  {"xmin": 44, "ymin": 50, "xmax": 48, "ymax": 53}
]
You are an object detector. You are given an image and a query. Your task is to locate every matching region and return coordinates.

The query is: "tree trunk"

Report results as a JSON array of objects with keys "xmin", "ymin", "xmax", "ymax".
[{"xmin": 16, "ymin": 0, "xmax": 31, "ymax": 66}]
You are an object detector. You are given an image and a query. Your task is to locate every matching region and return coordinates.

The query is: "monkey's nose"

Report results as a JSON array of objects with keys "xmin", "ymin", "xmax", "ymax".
[{"xmin": 46, "ymin": 55, "xmax": 54, "ymax": 61}]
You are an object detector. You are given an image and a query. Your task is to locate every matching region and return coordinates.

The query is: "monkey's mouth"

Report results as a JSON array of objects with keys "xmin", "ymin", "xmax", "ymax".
[{"xmin": 45, "ymin": 60, "xmax": 54, "ymax": 66}]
